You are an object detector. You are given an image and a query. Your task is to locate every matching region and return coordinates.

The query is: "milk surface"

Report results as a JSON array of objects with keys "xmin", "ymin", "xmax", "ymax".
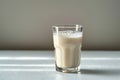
[{"xmin": 53, "ymin": 31, "xmax": 82, "ymax": 68}]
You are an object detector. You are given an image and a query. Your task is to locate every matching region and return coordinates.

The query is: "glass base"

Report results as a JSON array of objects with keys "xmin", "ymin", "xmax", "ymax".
[{"xmin": 56, "ymin": 65, "xmax": 80, "ymax": 73}]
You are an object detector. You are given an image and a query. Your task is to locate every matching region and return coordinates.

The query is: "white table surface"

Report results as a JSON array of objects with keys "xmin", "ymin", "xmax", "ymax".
[{"xmin": 0, "ymin": 50, "xmax": 120, "ymax": 80}]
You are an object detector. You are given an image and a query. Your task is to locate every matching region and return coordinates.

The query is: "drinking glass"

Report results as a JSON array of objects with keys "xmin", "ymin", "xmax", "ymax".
[{"xmin": 52, "ymin": 24, "xmax": 83, "ymax": 73}]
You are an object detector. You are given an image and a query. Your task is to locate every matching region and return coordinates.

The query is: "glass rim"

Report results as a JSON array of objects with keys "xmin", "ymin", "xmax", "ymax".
[{"xmin": 52, "ymin": 24, "xmax": 82, "ymax": 28}]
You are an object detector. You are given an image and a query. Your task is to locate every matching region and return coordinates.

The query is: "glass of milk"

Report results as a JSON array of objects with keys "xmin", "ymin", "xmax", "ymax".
[{"xmin": 52, "ymin": 24, "xmax": 83, "ymax": 73}]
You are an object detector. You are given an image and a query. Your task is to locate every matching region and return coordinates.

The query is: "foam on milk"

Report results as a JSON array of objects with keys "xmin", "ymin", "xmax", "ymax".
[{"xmin": 53, "ymin": 31, "xmax": 82, "ymax": 68}]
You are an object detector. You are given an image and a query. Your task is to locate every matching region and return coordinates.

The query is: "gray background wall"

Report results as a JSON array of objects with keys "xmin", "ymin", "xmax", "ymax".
[{"xmin": 0, "ymin": 0, "xmax": 120, "ymax": 50}]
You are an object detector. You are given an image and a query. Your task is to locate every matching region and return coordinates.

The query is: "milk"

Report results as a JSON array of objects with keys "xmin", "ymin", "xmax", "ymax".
[{"xmin": 53, "ymin": 31, "xmax": 82, "ymax": 68}]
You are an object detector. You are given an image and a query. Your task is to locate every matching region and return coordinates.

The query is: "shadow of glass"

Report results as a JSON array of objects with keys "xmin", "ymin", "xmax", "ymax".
[{"xmin": 80, "ymin": 69, "xmax": 120, "ymax": 76}]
